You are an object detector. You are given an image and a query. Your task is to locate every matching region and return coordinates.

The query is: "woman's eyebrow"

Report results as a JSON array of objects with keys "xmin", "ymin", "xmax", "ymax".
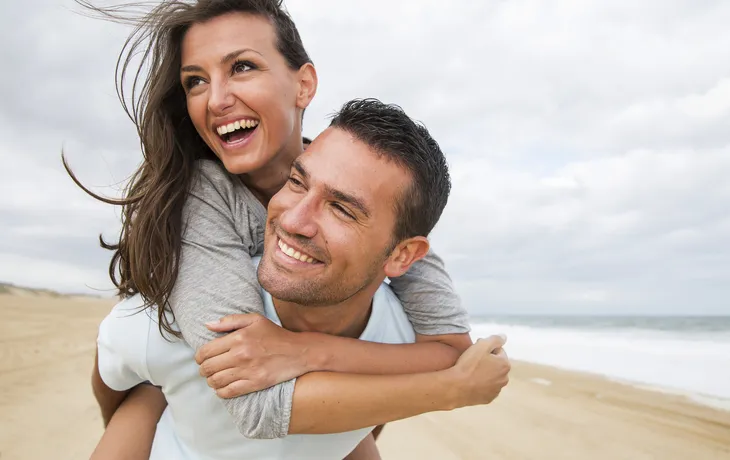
[{"xmin": 181, "ymin": 48, "xmax": 263, "ymax": 73}]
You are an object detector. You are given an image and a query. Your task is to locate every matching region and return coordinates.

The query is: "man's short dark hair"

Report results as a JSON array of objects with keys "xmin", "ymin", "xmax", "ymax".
[{"xmin": 329, "ymin": 98, "xmax": 451, "ymax": 242}]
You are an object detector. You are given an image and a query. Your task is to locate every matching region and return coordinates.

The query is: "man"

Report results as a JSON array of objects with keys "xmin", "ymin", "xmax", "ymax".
[{"xmin": 94, "ymin": 99, "xmax": 510, "ymax": 459}]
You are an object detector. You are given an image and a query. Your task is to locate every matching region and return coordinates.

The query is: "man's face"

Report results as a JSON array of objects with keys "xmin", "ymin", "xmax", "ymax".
[{"xmin": 258, "ymin": 127, "xmax": 410, "ymax": 306}]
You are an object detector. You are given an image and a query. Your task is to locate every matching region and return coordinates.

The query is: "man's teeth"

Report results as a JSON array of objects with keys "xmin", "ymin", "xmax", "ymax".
[
  {"xmin": 277, "ymin": 239, "xmax": 316, "ymax": 264},
  {"xmin": 217, "ymin": 119, "xmax": 260, "ymax": 135}
]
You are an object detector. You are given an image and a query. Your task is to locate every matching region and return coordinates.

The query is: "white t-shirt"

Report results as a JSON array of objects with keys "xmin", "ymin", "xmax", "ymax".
[{"xmin": 97, "ymin": 281, "xmax": 415, "ymax": 460}]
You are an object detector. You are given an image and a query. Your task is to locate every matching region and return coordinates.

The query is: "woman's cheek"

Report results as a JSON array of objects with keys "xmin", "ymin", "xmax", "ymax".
[{"xmin": 187, "ymin": 98, "xmax": 208, "ymax": 136}]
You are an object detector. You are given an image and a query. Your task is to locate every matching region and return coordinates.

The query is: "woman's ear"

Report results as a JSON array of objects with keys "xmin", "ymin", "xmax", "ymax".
[{"xmin": 296, "ymin": 63, "xmax": 318, "ymax": 109}]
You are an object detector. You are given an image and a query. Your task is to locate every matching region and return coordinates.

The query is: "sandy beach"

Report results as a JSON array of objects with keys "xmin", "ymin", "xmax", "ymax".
[
  {"xmin": 1, "ymin": 289, "xmax": 729, "ymax": 460},
  {"xmin": 377, "ymin": 362, "xmax": 730, "ymax": 459}
]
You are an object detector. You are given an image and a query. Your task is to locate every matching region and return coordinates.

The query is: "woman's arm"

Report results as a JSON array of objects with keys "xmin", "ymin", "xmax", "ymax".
[
  {"xmin": 196, "ymin": 319, "xmax": 509, "ymax": 434},
  {"xmin": 389, "ymin": 249, "xmax": 473, "ymax": 349},
  {"xmin": 169, "ymin": 161, "xmax": 298, "ymax": 439},
  {"xmin": 288, "ymin": 337, "xmax": 510, "ymax": 434},
  {"xmin": 197, "ymin": 314, "xmax": 468, "ymax": 397},
  {"xmin": 90, "ymin": 385, "xmax": 167, "ymax": 460}
]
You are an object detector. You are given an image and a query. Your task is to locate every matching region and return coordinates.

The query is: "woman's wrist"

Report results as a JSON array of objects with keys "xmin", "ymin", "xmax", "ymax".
[
  {"xmin": 439, "ymin": 367, "xmax": 469, "ymax": 410},
  {"xmin": 298, "ymin": 332, "xmax": 335, "ymax": 373}
]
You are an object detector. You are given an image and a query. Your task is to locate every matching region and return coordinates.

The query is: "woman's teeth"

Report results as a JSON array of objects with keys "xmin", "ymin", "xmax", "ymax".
[{"xmin": 217, "ymin": 119, "xmax": 259, "ymax": 136}]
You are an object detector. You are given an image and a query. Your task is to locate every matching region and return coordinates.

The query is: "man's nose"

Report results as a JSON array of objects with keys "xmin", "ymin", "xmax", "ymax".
[{"xmin": 279, "ymin": 197, "xmax": 318, "ymax": 240}]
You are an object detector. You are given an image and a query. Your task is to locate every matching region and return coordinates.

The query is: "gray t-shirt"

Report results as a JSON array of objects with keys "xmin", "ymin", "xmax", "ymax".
[{"xmin": 169, "ymin": 160, "xmax": 470, "ymax": 439}]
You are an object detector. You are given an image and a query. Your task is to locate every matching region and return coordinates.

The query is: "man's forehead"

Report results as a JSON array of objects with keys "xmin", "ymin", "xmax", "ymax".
[{"xmin": 298, "ymin": 128, "xmax": 409, "ymax": 212}]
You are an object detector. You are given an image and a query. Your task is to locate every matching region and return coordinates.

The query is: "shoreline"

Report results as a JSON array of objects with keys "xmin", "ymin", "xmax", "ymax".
[{"xmin": 510, "ymin": 362, "xmax": 730, "ymax": 414}]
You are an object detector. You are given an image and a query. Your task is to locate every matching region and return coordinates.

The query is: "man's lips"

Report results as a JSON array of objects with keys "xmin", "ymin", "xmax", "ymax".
[{"xmin": 276, "ymin": 237, "xmax": 321, "ymax": 264}]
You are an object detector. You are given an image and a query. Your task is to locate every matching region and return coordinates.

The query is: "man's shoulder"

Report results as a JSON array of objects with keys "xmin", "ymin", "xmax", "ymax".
[
  {"xmin": 98, "ymin": 295, "xmax": 183, "ymax": 373},
  {"xmin": 361, "ymin": 283, "xmax": 415, "ymax": 343},
  {"xmin": 112, "ymin": 293, "xmax": 146, "ymax": 310},
  {"xmin": 103, "ymin": 294, "xmax": 152, "ymax": 324},
  {"xmin": 104, "ymin": 294, "xmax": 181, "ymax": 337},
  {"xmin": 96, "ymin": 295, "xmax": 156, "ymax": 388},
  {"xmin": 374, "ymin": 282, "xmax": 399, "ymax": 306},
  {"xmin": 100, "ymin": 295, "xmax": 151, "ymax": 342}
]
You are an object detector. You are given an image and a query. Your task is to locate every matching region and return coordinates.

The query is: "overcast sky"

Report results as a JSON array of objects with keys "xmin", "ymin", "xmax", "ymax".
[{"xmin": 2, "ymin": 0, "xmax": 729, "ymax": 315}]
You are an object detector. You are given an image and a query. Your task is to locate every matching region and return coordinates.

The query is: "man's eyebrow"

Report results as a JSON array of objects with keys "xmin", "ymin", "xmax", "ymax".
[
  {"xmin": 292, "ymin": 159, "xmax": 309, "ymax": 179},
  {"xmin": 181, "ymin": 48, "xmax": 262, "ymax": 73},
  {"xmin": 293, "ymin": 158, "xmax": 370, "ymax": 218},
  {"xmin": 327, "ymin": 187, "xmax": 371, "ymax": 219}
]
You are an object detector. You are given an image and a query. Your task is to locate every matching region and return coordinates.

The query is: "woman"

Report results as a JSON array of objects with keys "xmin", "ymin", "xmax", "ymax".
[{"xmin": 72, "ymin": 1, "xmax": 508, "ymax": 458}]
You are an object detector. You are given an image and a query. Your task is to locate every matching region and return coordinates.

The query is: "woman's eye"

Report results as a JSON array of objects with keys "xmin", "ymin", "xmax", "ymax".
[
  {"xmin": 232, "ymin": 60, "xmax": 254, "ymax": 74},
  {"xmin": 184, "ymin": 76, "xmax": 204, "ymax": 90}
]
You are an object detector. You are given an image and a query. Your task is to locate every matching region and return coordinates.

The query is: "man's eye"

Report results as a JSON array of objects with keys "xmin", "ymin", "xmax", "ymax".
[
  {"xmin": 288, "ymin": 176, "xmax": 304, "ymax": 188},
  {"xmin": 332, "ymin": 203, "xmax": 355, "ymax": 220}
]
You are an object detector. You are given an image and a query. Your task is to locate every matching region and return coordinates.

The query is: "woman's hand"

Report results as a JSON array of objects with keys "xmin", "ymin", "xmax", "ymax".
[
  {"xmin": 195, "ymin": 314, "xmax": 313, "ymax": 398},
  {"xmin": 448, "ymin": 335, "xmax": 511, "ymax": 407}
]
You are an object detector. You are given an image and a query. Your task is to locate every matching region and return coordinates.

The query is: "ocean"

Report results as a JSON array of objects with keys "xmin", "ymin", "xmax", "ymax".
[{"xmin": 470, "ymin": 315, "xmax": 730, "ymax": 411}]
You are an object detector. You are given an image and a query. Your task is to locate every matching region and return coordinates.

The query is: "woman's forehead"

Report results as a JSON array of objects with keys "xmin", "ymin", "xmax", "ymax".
[{"xmin": 182, "ymin": 13, "xmax": 277, "ymax": 61}]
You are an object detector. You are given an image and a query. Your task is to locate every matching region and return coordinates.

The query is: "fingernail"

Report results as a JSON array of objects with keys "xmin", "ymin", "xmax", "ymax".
[{"xmin": 205, "ymin": 320, "xmax": 219, "ymax": 327}]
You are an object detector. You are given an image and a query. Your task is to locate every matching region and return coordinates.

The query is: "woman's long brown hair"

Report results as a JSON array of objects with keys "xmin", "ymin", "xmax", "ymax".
[{"xmin": 64, "ymin": 0, "xmax": 311, "ymax": 336}]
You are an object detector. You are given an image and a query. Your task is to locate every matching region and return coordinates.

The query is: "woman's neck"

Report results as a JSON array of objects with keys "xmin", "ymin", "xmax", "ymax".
[{"xmin": 240, "ymin": 141, "xmax": 303, "ymax": 206}]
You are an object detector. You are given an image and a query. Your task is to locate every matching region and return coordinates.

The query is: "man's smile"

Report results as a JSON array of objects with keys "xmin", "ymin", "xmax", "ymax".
[{"xmin": 276, "ymin": 237, "xmax": 322, "ymax": 265}]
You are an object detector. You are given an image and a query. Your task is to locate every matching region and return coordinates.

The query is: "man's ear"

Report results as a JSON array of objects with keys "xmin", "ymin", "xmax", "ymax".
[
  {"xmin": 383, "ymin": 236, "xmax": 430, "ymax": 278},
  {"xmin": 295, "ymin": 62, "xmax": 318, "ymax": 110}
]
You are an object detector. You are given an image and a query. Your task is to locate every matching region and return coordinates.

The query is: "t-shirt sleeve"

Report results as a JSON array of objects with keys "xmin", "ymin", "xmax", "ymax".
[
  {"xmin": 97, "ymin": 297, "xmax": 151, "ymax": 392},
  {"xmin": 168, "ymin": 160, "xmax": 294, "ymax": 439},
  {"xmin": 387, "ymin": 248, "xmax": 471, "ymax": 335}
]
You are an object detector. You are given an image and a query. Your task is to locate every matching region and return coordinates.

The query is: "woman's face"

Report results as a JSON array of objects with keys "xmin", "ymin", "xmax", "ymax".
[{"xmin": 180, "ymin": 12, "xmax": 315, "ymax": 175}]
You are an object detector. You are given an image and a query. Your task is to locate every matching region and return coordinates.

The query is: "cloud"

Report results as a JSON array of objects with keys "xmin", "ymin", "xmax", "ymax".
[
  {"xmin": 432, "ymin": 147, "xmax": 730, "ymax": 314},
  {"xmin": 1, "ymin": 0, "xmax": 728, "ymax": 315}
]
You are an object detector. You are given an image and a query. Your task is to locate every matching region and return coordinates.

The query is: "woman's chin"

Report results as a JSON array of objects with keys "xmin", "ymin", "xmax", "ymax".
[
  {"xmin": 218, "ymin": 154, "xmax": 266, "ymax": 176},
  {"xmin": 219, "ymin": 157, "xmax": 251, "ymax": 175}
]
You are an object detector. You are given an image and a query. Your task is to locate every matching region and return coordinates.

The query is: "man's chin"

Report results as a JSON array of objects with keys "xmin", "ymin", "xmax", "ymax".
[
  {"xmin": 259, "ymin": 261, "xmax": 301, "ymax": 295},
  {"xmin": 260, "ymin": 277, "xmax": 316, "ymax": 305}
]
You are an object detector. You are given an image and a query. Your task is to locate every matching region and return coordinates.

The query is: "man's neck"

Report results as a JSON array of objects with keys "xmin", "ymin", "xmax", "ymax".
[{"xmin": 272, "ymin": 284, "xmax": 380, "ymax": 339}]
